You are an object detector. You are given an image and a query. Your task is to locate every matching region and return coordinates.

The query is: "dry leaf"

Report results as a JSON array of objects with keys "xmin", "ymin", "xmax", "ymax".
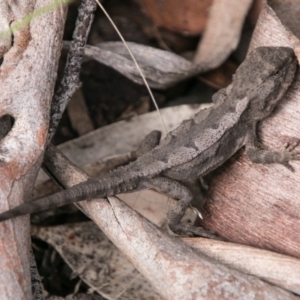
[
  {"xmin": 194, "ymin": 0, "xmax": 253, "ymax": 69},
  {"xmin": 33, "ymin": 222, "xmax": 162, "ymax": 299},
  {"xmin": 69, "ymin": 41, "xmax": 201, "ymax": 89},
  {"xmin": 138, "ymin": 0, "xmax": 213, "ymax": 35}
]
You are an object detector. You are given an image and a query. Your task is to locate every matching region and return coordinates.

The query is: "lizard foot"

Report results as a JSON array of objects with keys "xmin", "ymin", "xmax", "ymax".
[
  {"xmin": 247, "ymin": 140, "xmax": 300, "ymax": 171},
  {"xmin": 279, "ymin": 141, "xmax": 300, "ymax": 171},
  {"xmin": 170, "ymin": 223, "xmax": 220, "ymax": 239}
]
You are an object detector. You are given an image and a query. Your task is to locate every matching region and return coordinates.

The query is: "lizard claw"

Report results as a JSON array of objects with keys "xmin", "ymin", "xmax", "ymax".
[
  {"xmin": 284, "ymin": 142, "xmax": 299, "ymax": 152},
  {"xmin": 169, "ymin": 223, "xmax": 220, "ymax": 239},
  {"xmin": 278, "ymin": 141, "xmax": 300, "ymax": 171},
  {"xmin": 283, "ymin": 162, "xmax": 295, "ymax": 172},
  {"xmin": 189, "ymin": 204, "xmax": 203, "ymax": 220}
]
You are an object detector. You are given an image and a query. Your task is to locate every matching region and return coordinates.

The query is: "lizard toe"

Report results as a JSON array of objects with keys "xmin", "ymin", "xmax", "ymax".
[
  {"xmin": 170, "ymin": 223, "xmax": 219, "ymax": 239},
  {"xmin": 283, "ymin": 161, "xmax": 295, "ymax": 172}
]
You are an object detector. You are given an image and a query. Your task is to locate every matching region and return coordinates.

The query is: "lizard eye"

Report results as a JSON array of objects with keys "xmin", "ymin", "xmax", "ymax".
[{"xmin": 274, "ymin": 69, "xmax": 281, "ymax": 76}]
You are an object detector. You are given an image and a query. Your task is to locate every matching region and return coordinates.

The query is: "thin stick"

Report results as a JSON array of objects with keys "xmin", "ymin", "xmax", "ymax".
[
  {"xmin": 47, "ymin": 0, "xmax": 97, "ymax": 143},
  {"xmin": 95, "ymin": 0, "xmax": 168, "ymax": 134}
]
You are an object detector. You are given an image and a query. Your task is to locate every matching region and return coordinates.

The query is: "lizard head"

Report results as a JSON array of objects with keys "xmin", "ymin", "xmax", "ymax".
[{"xmin": 233, "ymin": 47, "xmax": 298, "ymax": 121}]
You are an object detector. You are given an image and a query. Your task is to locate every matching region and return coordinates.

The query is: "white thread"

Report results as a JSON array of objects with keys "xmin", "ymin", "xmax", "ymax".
[{"xmin": 95, "ymin": 0, "xmax": 168, "ymax": 134}]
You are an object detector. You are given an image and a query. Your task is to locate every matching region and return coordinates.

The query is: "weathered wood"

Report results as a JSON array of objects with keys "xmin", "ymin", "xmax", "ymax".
[
  {"xmin": 0, "ymin": 1, "xmax": 67, "ymax": 298},
  {"xmin": 202, "ymin": 1, "xmax": 300, "ymax": 258},
  {"xmin": 42, "ymin": 144, "xmax": 299, "ymax": 300},
  {"xmin": 194, "ymin": 0, "xmax": 253, "ymax": 69}
]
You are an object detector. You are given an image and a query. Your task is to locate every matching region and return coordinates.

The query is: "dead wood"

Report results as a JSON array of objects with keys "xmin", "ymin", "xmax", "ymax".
[
  {"xmin": 48, "ymin": 0, "xmax": 97, "ymax": 141},
  {"xmin": 1, "ymin": 0, "xmax": 300, "ymax": 298},
  {"xmin": 183, "ymin": 237, "xmax": 300, "ymax": 294},
  {"xmin": 71, "ymin": 41, "xmax": 201, "ymax": 89},
  {"xmin": 138, "ymin": 0, "xmax": 212, "ymax": 35},
  {"xmin": 0, "ymin": 1, "xmax": 67, "ymax": 298},
  {"xmin": 201, "ymin": 1, "xmax": 300, "ymax": 258},
  {"xmin": 193, "ymin": 0, "xmax": 253, "ymax": 69},
  {"xmin": 35, "ymin": 106, "xmax": 300, "ymax": 296},
  {"xmin": 40, "ymin": 144, "xmax": 299, "ymax": 299}
]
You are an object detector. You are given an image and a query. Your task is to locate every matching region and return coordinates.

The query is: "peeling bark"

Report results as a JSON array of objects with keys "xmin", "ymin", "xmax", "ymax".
[
  {"xmin": 41, "ymin": 145, "xmax": 299, "ymax": 299},
  {"xmin": 0, "ymin": 1, "xmax": 67, "ymax": 298},
  {"xmin": 202, "ymin": 1, "xmax": 300, "ymax": 258}
]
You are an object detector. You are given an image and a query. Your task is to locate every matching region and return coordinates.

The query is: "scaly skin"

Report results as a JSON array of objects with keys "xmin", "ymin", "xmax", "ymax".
[{"xmin": 0, "ymin": 47, "xmax": 298, "ymax": 236}]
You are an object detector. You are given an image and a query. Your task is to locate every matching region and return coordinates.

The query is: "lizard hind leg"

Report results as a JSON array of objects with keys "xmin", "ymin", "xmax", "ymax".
[{"xmin": 138, "ymin": 176, "xmax": 216, "ymax": 238}]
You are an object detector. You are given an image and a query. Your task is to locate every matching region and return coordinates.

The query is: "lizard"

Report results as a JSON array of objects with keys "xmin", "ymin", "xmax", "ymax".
[{"xmin": 0, "ymin": 47, "xmax": 298, "ymax": 236}]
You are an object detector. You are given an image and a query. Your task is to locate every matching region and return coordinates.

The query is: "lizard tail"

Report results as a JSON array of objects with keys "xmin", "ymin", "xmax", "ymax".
[{"xmin": 0, "ymin": 177, "xmax": 137, "ymax": 221}]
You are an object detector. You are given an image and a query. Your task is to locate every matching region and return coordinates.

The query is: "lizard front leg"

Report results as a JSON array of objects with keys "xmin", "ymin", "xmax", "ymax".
[
  {"xmin": 135, "ymin": 130, "xmax": 161, "ymax": 156},
  {"xmin": 138, "ymin": 176, "xmax": 216, "ymax": 238},
  {"xmin": 246, "ymin": 122, "xmax": 300, "ymax": 170}
]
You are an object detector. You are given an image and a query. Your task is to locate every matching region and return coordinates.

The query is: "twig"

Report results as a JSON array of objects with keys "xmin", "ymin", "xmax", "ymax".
[
  {"xmin": 41, "ymin": 144, "xmax": 298, "ymax": 299},
  {"xmin": 48, "ymin": 0, "xmax": 97, "ymax": 142},
  {"xmin": 30, "ymin": 249, "xmax": 44, "ymax": 300}
]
